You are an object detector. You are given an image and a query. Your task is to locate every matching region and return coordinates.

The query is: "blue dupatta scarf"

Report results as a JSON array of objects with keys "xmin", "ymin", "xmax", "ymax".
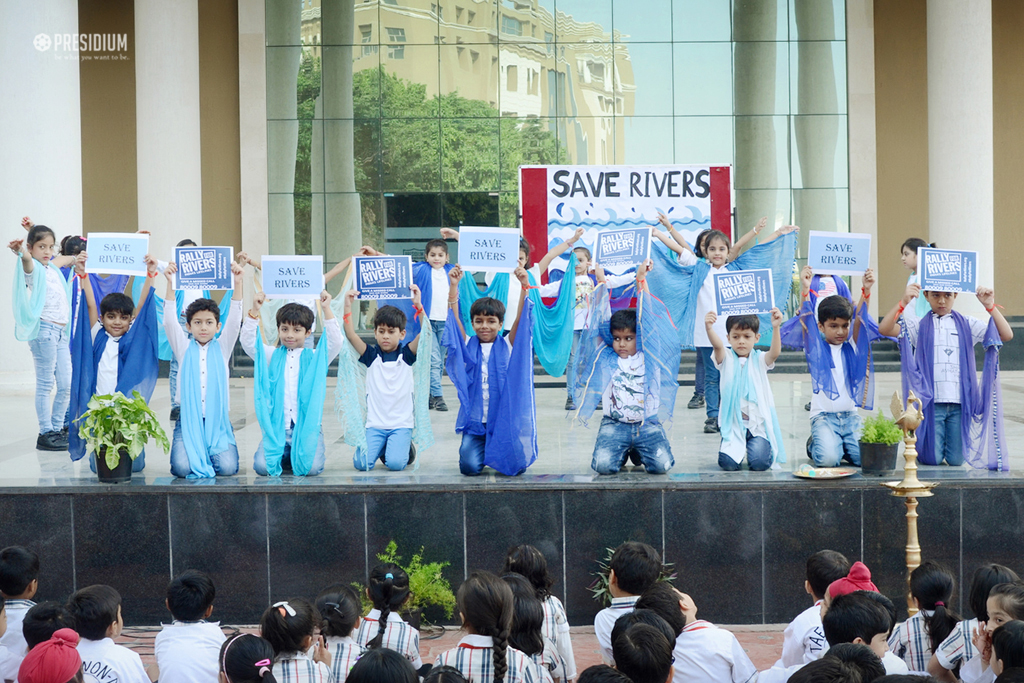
[
  {"xmin": 12, "ymin": 258, "xmax": 73, "ymax": 341},
  {"xmin": 179, "ymin": 338, "xmax": 235, "ymax": 478},
  {"xmin": 718, "ymin": 349, "xmax": 787, "ymax": 466},
  {"xmin": 398, "ymin": 261, "xmax": 455, "ymax": 343},
  {"xmin": 132, "ymin": 279, "xmax": 232, "ymax": 361}
]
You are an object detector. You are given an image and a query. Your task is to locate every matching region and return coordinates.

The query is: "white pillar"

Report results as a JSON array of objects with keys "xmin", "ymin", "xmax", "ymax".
[
  {"xmin": 239, "ymin": 0, "xmax": 270, "ymax": 260},
  {"xmin": 135, "ymin": 0, "xmax": 203, "ymax": 261},
  {"xmin": 928, "ymin": 0, "xmax": 993, "ymax": 315},
  {"xmin": 0, "ymin": 2, "xmax": 83, "ymax": 380}
]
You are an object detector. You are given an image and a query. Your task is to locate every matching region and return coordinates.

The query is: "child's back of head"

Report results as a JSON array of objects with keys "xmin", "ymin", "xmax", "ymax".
[
  {"xmin": 66, "ymin": 585, "xmax": 121, "ymax": 641},
  {"xmin": 826, "ymin": 643, "xmax": 886, "ymax": 682},
  {"xmin": 260, "ymin": 598, "xmax": 320, "ymax": 656},
  {"xmin": 610, "ymin": 609, "xmax": 676, "ymax": 653},
  {"xmin": 0, "ymin": 545, "xmax": 39, "ymax": 598},
  {"xmin": 16, "ymin": 628, "xmax": 83, "ymax": 683},
  {"xmin": 807, "ymin": 550, "xmax": 852, "ymax": 601},
  {"xmin": 366, "ymin": 563, "xmax": 412, "ymax": 648},
  {"xmin": 989, "ymin": 582, "xmax": 1024, "ymax": 623},
  {"xmin": 609, "ymin": 542, "xmax": 662, "ymax": 596},
  {"xmin": 23, "ymin": 601, "xmax": 76, "ymax": 649},
  {"xmin": 969, "ymin": 564, "xmax": 1020, "ymax": 622},
  {"xmin": 634, "ymin": 582, "xmax": 685, "ymax": 638},
  {"xmin": 315, "ymin": 584, "xmax": 362, "ymax": 639},
  {"xmin": 166, "ymin": 569, "xmax": 216, "ymax": 622},
  {"xmin": 423, "ymin": 665, "xmax": 469, "ymax": 683},
  {"xmin": 348, "ymin": 647, "xmax": 418, "ymax": 683},
  {"xmin": 578, "ymin": 665, "xmax": 633, "ymax": 683},
  {"xmin": 456, "ymin": 572, "xmax": 514, "ymax": 683},
  {"xmin": 787, "ymin": 656, "xmax": 865, "ymax": 683},
  {"xmin": 501, "ymin": 573, "xmax": 545, "ymax": 657},
  {"xmin": 502, "ymin": 544, "xmax": 554, "ymax": 600},
  {"xmin": 855, "ymin": 591, "xmax": 896, "ymax": 635},
  {"xmin": 822, "ymin": 593, "xmax": 891, "ymax": 648},
  {"xmin": 611, "ymin": 622, "xmax": 673, "ymax": 683},
  {"xmin": 997, "ymin": 669, "xmax": 1024, "ymax": 683},
  {"xmin": 220, "ymin": 633, "xmax": 280, "ymax": 683},
  {"xmin": 995, "ymin": 621, "xmax": 1024, "ymax": 671},
  {"xmin": 909, "ymin": 561, "xmax": 959, "ymax": 653}
]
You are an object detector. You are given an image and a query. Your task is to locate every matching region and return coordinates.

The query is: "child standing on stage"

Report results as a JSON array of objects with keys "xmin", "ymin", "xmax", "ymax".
[
  {"xmin": 242, "ymin": 291, "xmax": 341, "ymax": 476},
  {"xmin": 878, "ymin": 283, "xmax": 1013, "ymax": 468},
  {"xmin": 9, "ymin": 226, "xmax": 76, "ymax": 451},
  {"xmin": 163, "ymin": 260, "xmax": 245, "ymax": 478},
  {"xmin": 355, "ymin": 564, "xmax": 424, "ymax": 673},
  {"xmin": 900, "ymin": 237, "xmax": 936, "ymax": 320},
  {"xmin": 706, "ymin": 310, "xmax": 786, "ymax": 471},
  {"xmin": 417, "ymin": 239, "xmax": 454, "ymax": 412}
]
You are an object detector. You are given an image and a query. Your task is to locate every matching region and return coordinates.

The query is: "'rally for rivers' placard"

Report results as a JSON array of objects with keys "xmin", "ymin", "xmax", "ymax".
[
  {"xmin": 354, "ymin": 255, "xmax": 413, "ymax": 300},
  {"xmin": 918, "ymin": 247, "xmax": 978, "ymax": 294},
  {"xmin": 714, "ymin": 269, "xmax": 775, "ymax": 317}
]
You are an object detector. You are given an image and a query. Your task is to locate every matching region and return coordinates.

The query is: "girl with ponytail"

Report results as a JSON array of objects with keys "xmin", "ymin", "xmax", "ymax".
[
  {"xmin": 434, "ymin": 571, "xmax": 541, "ymax": 683},
  {"xmin": 355, "ymin": 563, "xmax": 423, "ymax": 671},
  {"xmin": 259, "ymin": 599, "xmax": 333, "ymax": 681},
  {"xmin": 219, "ymin": 633, "xmax": 280, "ymax": 683},
  {"xmin": 889, "ymin": 561, "xmax": 960, "ymax": 672},
  {"xmin": 316, "ymin": 584, "xmax": 366, "ymax": 683}
]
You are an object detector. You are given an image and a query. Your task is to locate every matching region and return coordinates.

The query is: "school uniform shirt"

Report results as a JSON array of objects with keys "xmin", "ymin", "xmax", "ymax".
[
  {"xmin": 888, "ymin": 611, "xmax": 934, "ymax": 672},
  {"xmin": 677, "ymin": 251, "xmax": 728, "ymax": 347},
  {"xmin": 526, "ymin": 647, "xmax": 557, "ymax": 683},
  {"xmin": 901, "ymin": 313, "xmax": 987, "ymax": 403},
  {"xmin": 241, "ymin": 316, "xmax": 342, "ymax": 429},
  {"xmin": 355, "ymin": 609, "xmax": 423, "ymax": 668},
  {"xmin": 273, "ymin": 650, "xmax": 335, "ymax": 683},
  {"xmin": 602, "ymin": 352, "xmax": 657, "ymax": 422},
  {"xmin": 809, "ymin": 343, "xmax": 858, "ymax": 417},
  {"xmin": 541, "ymin": 595, "xmax": 577, "ymax": 680},
  {"xmin": 594, "ymin": 595, "xmax": 639, "ymax": 666},
  {"xmin": 77, "ymin": 636, "xmax": 151, "ymax": 683},
  {"xmin": 164, "ymin": 299, "xmax": 243, "ymax": 415},
  {"xmin": 358, "ymin": 344, "xmax": 417, "ymax": 431},
  {"xmin": 435, "ymin": 635, "xmax": 540, "ymax": 683},
  {"xmin": 882, "ymin": 650, "xmax": 910, "ymax": 676},
  {"xmin": 27, "ymin": 265, "xmax": 71, "ymax": 325},
  {"xmin": 0, "ymin": 598, "xmax": 34, "ymax": 666},
  {"xmin": 325, "ymin": 635, "xmax": 365, "ymax": 683},
  {"xmin": 0, "ymin": 645, "xmax": 15, "ymax": 683},
  {"xmin": 153, "ymin": 620, "xmax": 226, "ymax": 683},
  {"xmin": 934, "ymin": 617, "xmax": 978, "ymax": 671},
  {"xmin": 776, "ymin": 601, "xmax": 827, "ymax": 668},
  {"xmin": 430, "ymin": 267, "xmax": 450, "ymax": 321},
  {"xmin": 673, "ymin": 620, "xmax": 758, "ymax": 683}
]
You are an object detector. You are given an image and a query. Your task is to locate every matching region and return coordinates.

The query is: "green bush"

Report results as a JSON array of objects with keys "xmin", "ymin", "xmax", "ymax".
[
  {"xmin": 362, "ymin": 540, "xmax": 456, "ymax": 620},
  {"xmin": 77, "ymin": 391, "xmax": 170, "ymax": 469},
  {"xmin": 860, "ymin": 414, "xmax": 903, "ymax": 445}
]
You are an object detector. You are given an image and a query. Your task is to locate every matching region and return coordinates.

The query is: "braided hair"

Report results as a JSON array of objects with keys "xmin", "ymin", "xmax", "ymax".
[
  {"xmin": 220, "ymin": 633, "xmax": 280, "ymax": 683},
  {"xmin": 367, "ymin": 563, "xmax": 411, "ymax": 649},
  {"xmin": 458, "ymin": 572, "xmax": 513, "ymax": 683},
  {"xmin": 316, "ymin": 584, "xmax": 362, "ymax": 639}
]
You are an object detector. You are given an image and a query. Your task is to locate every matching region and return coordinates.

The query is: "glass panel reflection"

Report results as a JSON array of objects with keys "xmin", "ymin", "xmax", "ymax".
[
  {"xmin": 790, "ymin": 115, "xmax": 848, "ymax": 189},
  {"xmin": 499, "ymin": 118, "xmax": 563, "ymax": 190},
  {"xmin": 440, "ymin": 45, "xmax": 500, "ymax": 117},
  {"xmin": 789, "ymin": 41, "xmax": 846, "ymax": 115},
  {"xmin": 441, "ymin": 118, "xmax": 501, "ymax": 191},
  {"xmin": 674, "ymin": 116, "xmax": 733, "ymax": 166},
  {"xmin": 672, "ymin": 0, "xmax": 731, "ymax": 42},
  {"xmin": 672, "ymin": 42, "xmax": 732, "ymax": 116},
  {"xmin": 381, "ymin": 118, "xmax": 441, "ymax": 192},
  {"xmin": 619, "ymin": 116, "xmax": 674, "ymax": 164},
  {"xmin": 613, "ymin": 0, "xmax": 672, "ymax": 43},
  {"xmin": 623, "ymin": 43, "xmax": 673, "ymax": 117}
]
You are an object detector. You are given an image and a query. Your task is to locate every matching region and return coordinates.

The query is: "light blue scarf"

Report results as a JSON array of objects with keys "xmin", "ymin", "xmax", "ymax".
[
  {"xmin": 179, "ymin": 339, "xmax": 235, "ymax": 478},
  {"xmin": 254, "ymin": 331, "xmax": 329, "ymax": 476},
  {"xmin": 12, "ymin": 258, "xmax": 72, "ymax": 341},
  {"xmin": 718, "ymin": 349, "xmax": 787, "ymax": 465},
  {"xmin": 132, "ymin": 280, "xmax": 232, "ymax": 361}
]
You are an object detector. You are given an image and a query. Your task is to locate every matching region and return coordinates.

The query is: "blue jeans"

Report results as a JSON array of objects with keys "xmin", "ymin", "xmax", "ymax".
[
  {"xmin": 429, "ymin": 319, "xmax": 446, "ymax": 397},
  {"xmin": 934, "ymin": 403, "xmax": 964, "ymax": 466},
  {"xmin": 354, "ymin": 427, "xmax": 413, "ymax": 471},
  {"xmin": 694, "ymin": 352, "xmax": 705, "ymax": 396},
  {"xmin": 592, "ymin": 417, "xmax": 674, "ymax": 475},
  {"xmin": 169, "ymin": 420, "xmax": 240, "ymax": 477},
  {"xmin": 718, "ymin": 430, "xmax": 772, "ymax": 471},
  {"xmin": 809, "ymin": 411, "xmax": 862, "ymax": 467},
  {"xmin": 254, "ymin": 427, "xmax": 326, "ymax": 476},
  {"xmin": 168, "ymin": 311, "xmax": 188, "ymax": 409},
  {"xmin": 28, "ymin": 321, "xmax": 72, "ymax": 434},
  {"xmin": 459, "ymin": 432, "xmax": 487, "ymax": 476},
  {"xmin": 566, "ymin": 329, "xmax": 582, "ymax": 398},
  {"xmin": 698, "ymin": 347, "xmax": 720, "ymax": 419}
]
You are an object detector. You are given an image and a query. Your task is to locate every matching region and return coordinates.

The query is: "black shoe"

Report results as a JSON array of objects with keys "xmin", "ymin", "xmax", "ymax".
[
  {"xmin": 687, "ymin": 393, "xmax": 705, "ymax": 409},
  {"xmin": 804, "ymin": 401, "xmax": 811, "ymax": 412},
  {"xmin": 170, "ymin": 406, "xmax": 180, "ymax": 421},
  {"xmin": 434, "ymin": 397, "xmax": 448, "ymax": 412},
  {"xmin": 703, "ymin": 418, "xmax": 720, "ymax": 434},
  {"xmin": 36, "ymin": 432, "xmax": 67, "ymax": 451},
  {"xmin": 408, "ymin": 443, "xmax": 417, "ymax": 466},
  {"xmin": 565, "ymin": 397, "xmax": 576, "ymax": 411},
  {"xmin": 60, "ymin": 426, "xmax": 69, "ymax": 440},
  {"xmin": 428, "ymin": 396, "xmax": 437, "ymax": 410}
]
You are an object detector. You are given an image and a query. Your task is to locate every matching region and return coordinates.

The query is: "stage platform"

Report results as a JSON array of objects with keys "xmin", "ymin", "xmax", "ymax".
[{"xmin": 2, "ymin": 373, "xmax": 1023, "ymax": 630}]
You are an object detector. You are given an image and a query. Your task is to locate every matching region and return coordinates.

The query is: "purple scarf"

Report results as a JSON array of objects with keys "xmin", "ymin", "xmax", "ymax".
[{"xmin": 900, "ymin": 312, "xmax": 1007, "ymax": 470}]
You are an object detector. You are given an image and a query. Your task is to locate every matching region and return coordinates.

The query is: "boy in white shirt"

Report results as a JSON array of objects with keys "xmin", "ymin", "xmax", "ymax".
[
  {"xmin": 162, "ymin": 261, "xmax": 245, "ymax": 478},
  {"xmin": 636, "ymin": 581, "xmax": 758, "ymax": 683},
  {"xmin": 68, "ymin": 584, "xmax": 150, "ymax": 683},
  {"xmin": 343, "ymin": 286, "xmax": 425, "ymax": 471},
  {"xmin": 609, "ymin": 615, "xmax": 675, "ymax": 683},
  {"xmin": 594, "ymin": 542, "xmax": 663, "ymax": 666},
  {"xmin": 153, "ymin": 570, "xmax": 225, "ymax": 683},
  {"xmin": 0, "ymin": 546, "xmax": 39, "ymax": 676},
  {"xmin": 775, "ymin": 550, "xmax": 851, "ymax": 668},
  {"xmin": 822, "ymin": 592, "xmax": 908, "ymax": 676}
]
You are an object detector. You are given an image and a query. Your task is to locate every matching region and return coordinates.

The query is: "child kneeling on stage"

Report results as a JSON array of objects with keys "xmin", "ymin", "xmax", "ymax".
[{"xmin": 706, "ymin": 309, "xmax": 786, "ymax": 471}]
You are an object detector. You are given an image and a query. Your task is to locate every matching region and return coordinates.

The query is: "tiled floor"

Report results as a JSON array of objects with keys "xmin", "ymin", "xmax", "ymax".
[{"xmin": 2, "ymin": 371, "xmax": 1023, "ymax": 485}]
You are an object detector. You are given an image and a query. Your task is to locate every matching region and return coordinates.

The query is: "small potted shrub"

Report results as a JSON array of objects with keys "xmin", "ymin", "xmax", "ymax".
[
  {"xmin": 356, "ymin": 540, "xmax": 456, "ymax": 632},
  {"xmin": 77, "ymin": 390, "xmax": 170, "ymax": 483},
  {"xmin": 859, "ymin": 413, "xmax": 902, "ymax": 475}
]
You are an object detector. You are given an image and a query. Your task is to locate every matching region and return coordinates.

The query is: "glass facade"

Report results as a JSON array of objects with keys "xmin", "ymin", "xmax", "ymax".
[{"xmin": 266, "ymin": 0, "xmax": 848, "ymax": 263}]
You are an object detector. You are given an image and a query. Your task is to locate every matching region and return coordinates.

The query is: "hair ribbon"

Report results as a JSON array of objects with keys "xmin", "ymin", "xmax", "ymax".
[{"xmin": 273, "ymin": 601, "xmax": 297, "ymax": 617}]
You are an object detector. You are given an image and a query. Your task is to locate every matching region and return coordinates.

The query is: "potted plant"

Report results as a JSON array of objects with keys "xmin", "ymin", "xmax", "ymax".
[
  {"xmin": 859, "ymin": 413, "xmax": 903, "ymax": 475},
  {"xmin": 356, "ymin": 540, "xmax": 456, "ymax": 633},
  {"xmin": 588, "ymin": 546, "xmax": 677, "ymax": 606},
  {"xmin": 77, "ymin": 390, "xmax": 170, "ymax": 484}
]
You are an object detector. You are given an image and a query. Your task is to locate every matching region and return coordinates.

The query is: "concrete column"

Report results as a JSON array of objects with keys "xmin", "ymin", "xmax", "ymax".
[
  {"xmin": 135, "ymin": 0, "xmax": 203, "ymax": 262},
  {"xmin": 928, "ymin": 0, "xmax": 993, "ymax": 315},
  {"xmin": 239, "ymin": 0, "xmax": 270, "ymax": 259},
  {"xmin": 265, "ymin": 0, "xmax": 301, "ymax": 255},
  {"xmin": 0, "ymin": 2, "xmax": 83, "ymax": 379}
]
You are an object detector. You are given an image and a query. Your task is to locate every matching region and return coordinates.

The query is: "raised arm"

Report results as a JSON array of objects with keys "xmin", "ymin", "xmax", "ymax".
[
  {"xmin": 74, "ymin": 252, "xmax": 98, "ymax": 329},
  {"xmin": 231, "ymin": 262, "xmax": 244, "ymax": 302},
  {"xmin": 977, "ymin": 287, "xmax": 1014, "ymax": 342},
  {"xmin": 407, "ymin": 285, "xmax": 424, "ymax": 355},
  {"xmin": 342, "ymin": 289, "xmax": 368, "ymax": 355},
  {"xmin": 878, "ymin": 283, "xmax": 919, "ymax": 337},
  {"xmin": 851, "ymin": 268, "xmax": 874, "ymax": 343},
  {"xmin": 9, "ymin": 238, "xmax": 33, "ymax": 274},
  {"xmin": 728, "ymin": 217, "xmax": 767, "ymax": 261},
  {"xmin": 705, "ymin": 311, "xmax": 727, "ymax": 365},
  {"xmin": 136, "ymin": 254, "xmax": 159, "ymax": 312},
  {"xmin": 656, "ymin": 212, "xmax": 695, "ymax": 257},
  {"xmin": 508, "ymin": 266, "xmax": 531, "ymax": 347},
  {"xmin": 754, "ymin": 224, "xmax": 799, "ymax": 248},
  {"xmin": 439, "ymin": 228, "xmax": 460, "ymax": 242},
  {"xmin": 536, "ymin": 227, "xmax": 583, "ymax": 274},
  {"xmin": 765, "ymin": 307, "xmax": 784, "ymax": 365},
  {"xmin": 799, "ymin": 265, "xmax": 815, "ymax": 302},
  {"xmin": 448, "ymin": 265, "xmax": 468, "ymax": 342}
]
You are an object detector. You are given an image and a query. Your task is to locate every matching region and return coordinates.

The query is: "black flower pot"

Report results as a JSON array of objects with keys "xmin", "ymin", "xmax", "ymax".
[
  {"xmin": 97, "ymin": 446, "xmax": 133, "ymax": 484},
  {"xmin": 860, "ymin": 442, "xmax": 899, "ymax": 476}
]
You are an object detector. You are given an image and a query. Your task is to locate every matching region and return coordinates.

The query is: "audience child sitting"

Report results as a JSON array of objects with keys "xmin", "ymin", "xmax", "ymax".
[
  {"xmin": 16, "ymin": 628, "xmax": 83, "ymax": 683},
  {"xmin": 594, "ymin": 542, "xmax": 664, "ymax": 665},
  {"xmin": 349, "ymin": 648, "xmax": 420, "ymax": 683},
  {"xmin": 0, "ymin": 546, "xmax": 39, "ymax": 670},
  {"xmin": 219, "ymin": 633, "xmax": 280, "ymax": 683},
  {"xmin": 959, "ymin": 582, "xmax": 1024, "ymax": 683},
  {"xmin": 22, "ymin": 602, "xmax": 76, "ymax": 650},
  {"xmin": 502, "ymin": 573, "xmax": 559, "ymax": 683},
  {"xmin": 819, "ymin": 643, "xmax": 887, "ymax": 682},
  {"xmin": 577, "ymin": 665, "xmax": 633, "ymax": 683},
  {"xmin": 425, "ymin": 665, "xmax": 471, "ymax": 683},
  {"xmin": 635, "ymin": 581, "xmax": 757, "ymax": 683},
  {"xmin": 610, "ymin": 617, "xmax": 675, "ymax": 683},
  {"xmin": 991, "ymin": 622, "xmax": 1024, "ymax": 681},
  {"xmin": 67, "ymin": 584, "xmax": 150, "ymax": 683},
  {"xmin": 356, "ymin": 564, "xmax": 423, "ymax": 672},
  {"xmin": 153, "ymin": 570, "xmax": 224, "ymax": 683},
  {"xmin": 316, "ymin": 584, "xmax": 366, "ymax": 683},
  {"xmin": 889, "ymin": 562, "xmax": 959, "ymax": 673},
  {"xmin": 776, "ymin": 550, "xmax": 851, "ymax": 668},
  {"xmin": 260, "ymin": 598, "xmax": 333, "ymax": 679},
  {"xmin": 858, "ymin": 592, "xmax": 910, "ymax": 676},
  {"xmin": 0, "ymin": 596, "xmax": 11, "ymax": 683},
  {"xmin": 823, "ymin": 593, "xmax": 907, "ymax": 676}
]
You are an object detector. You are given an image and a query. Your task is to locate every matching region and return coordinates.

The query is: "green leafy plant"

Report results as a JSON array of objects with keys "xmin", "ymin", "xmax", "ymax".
[
  {"xmin": 860, "ymin": 414, "xmax": 903, "ymax": 445},
  {"xmin": 355, "ymin": 540, "xmax": 456, "ymax": 620},
  {"xmin": 76, "ymin": 391, "xmax": 171, "ymax": 469},
  {"xmin": 587, "ymin": 546, "xmax": 677, "ymax": 607}
]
